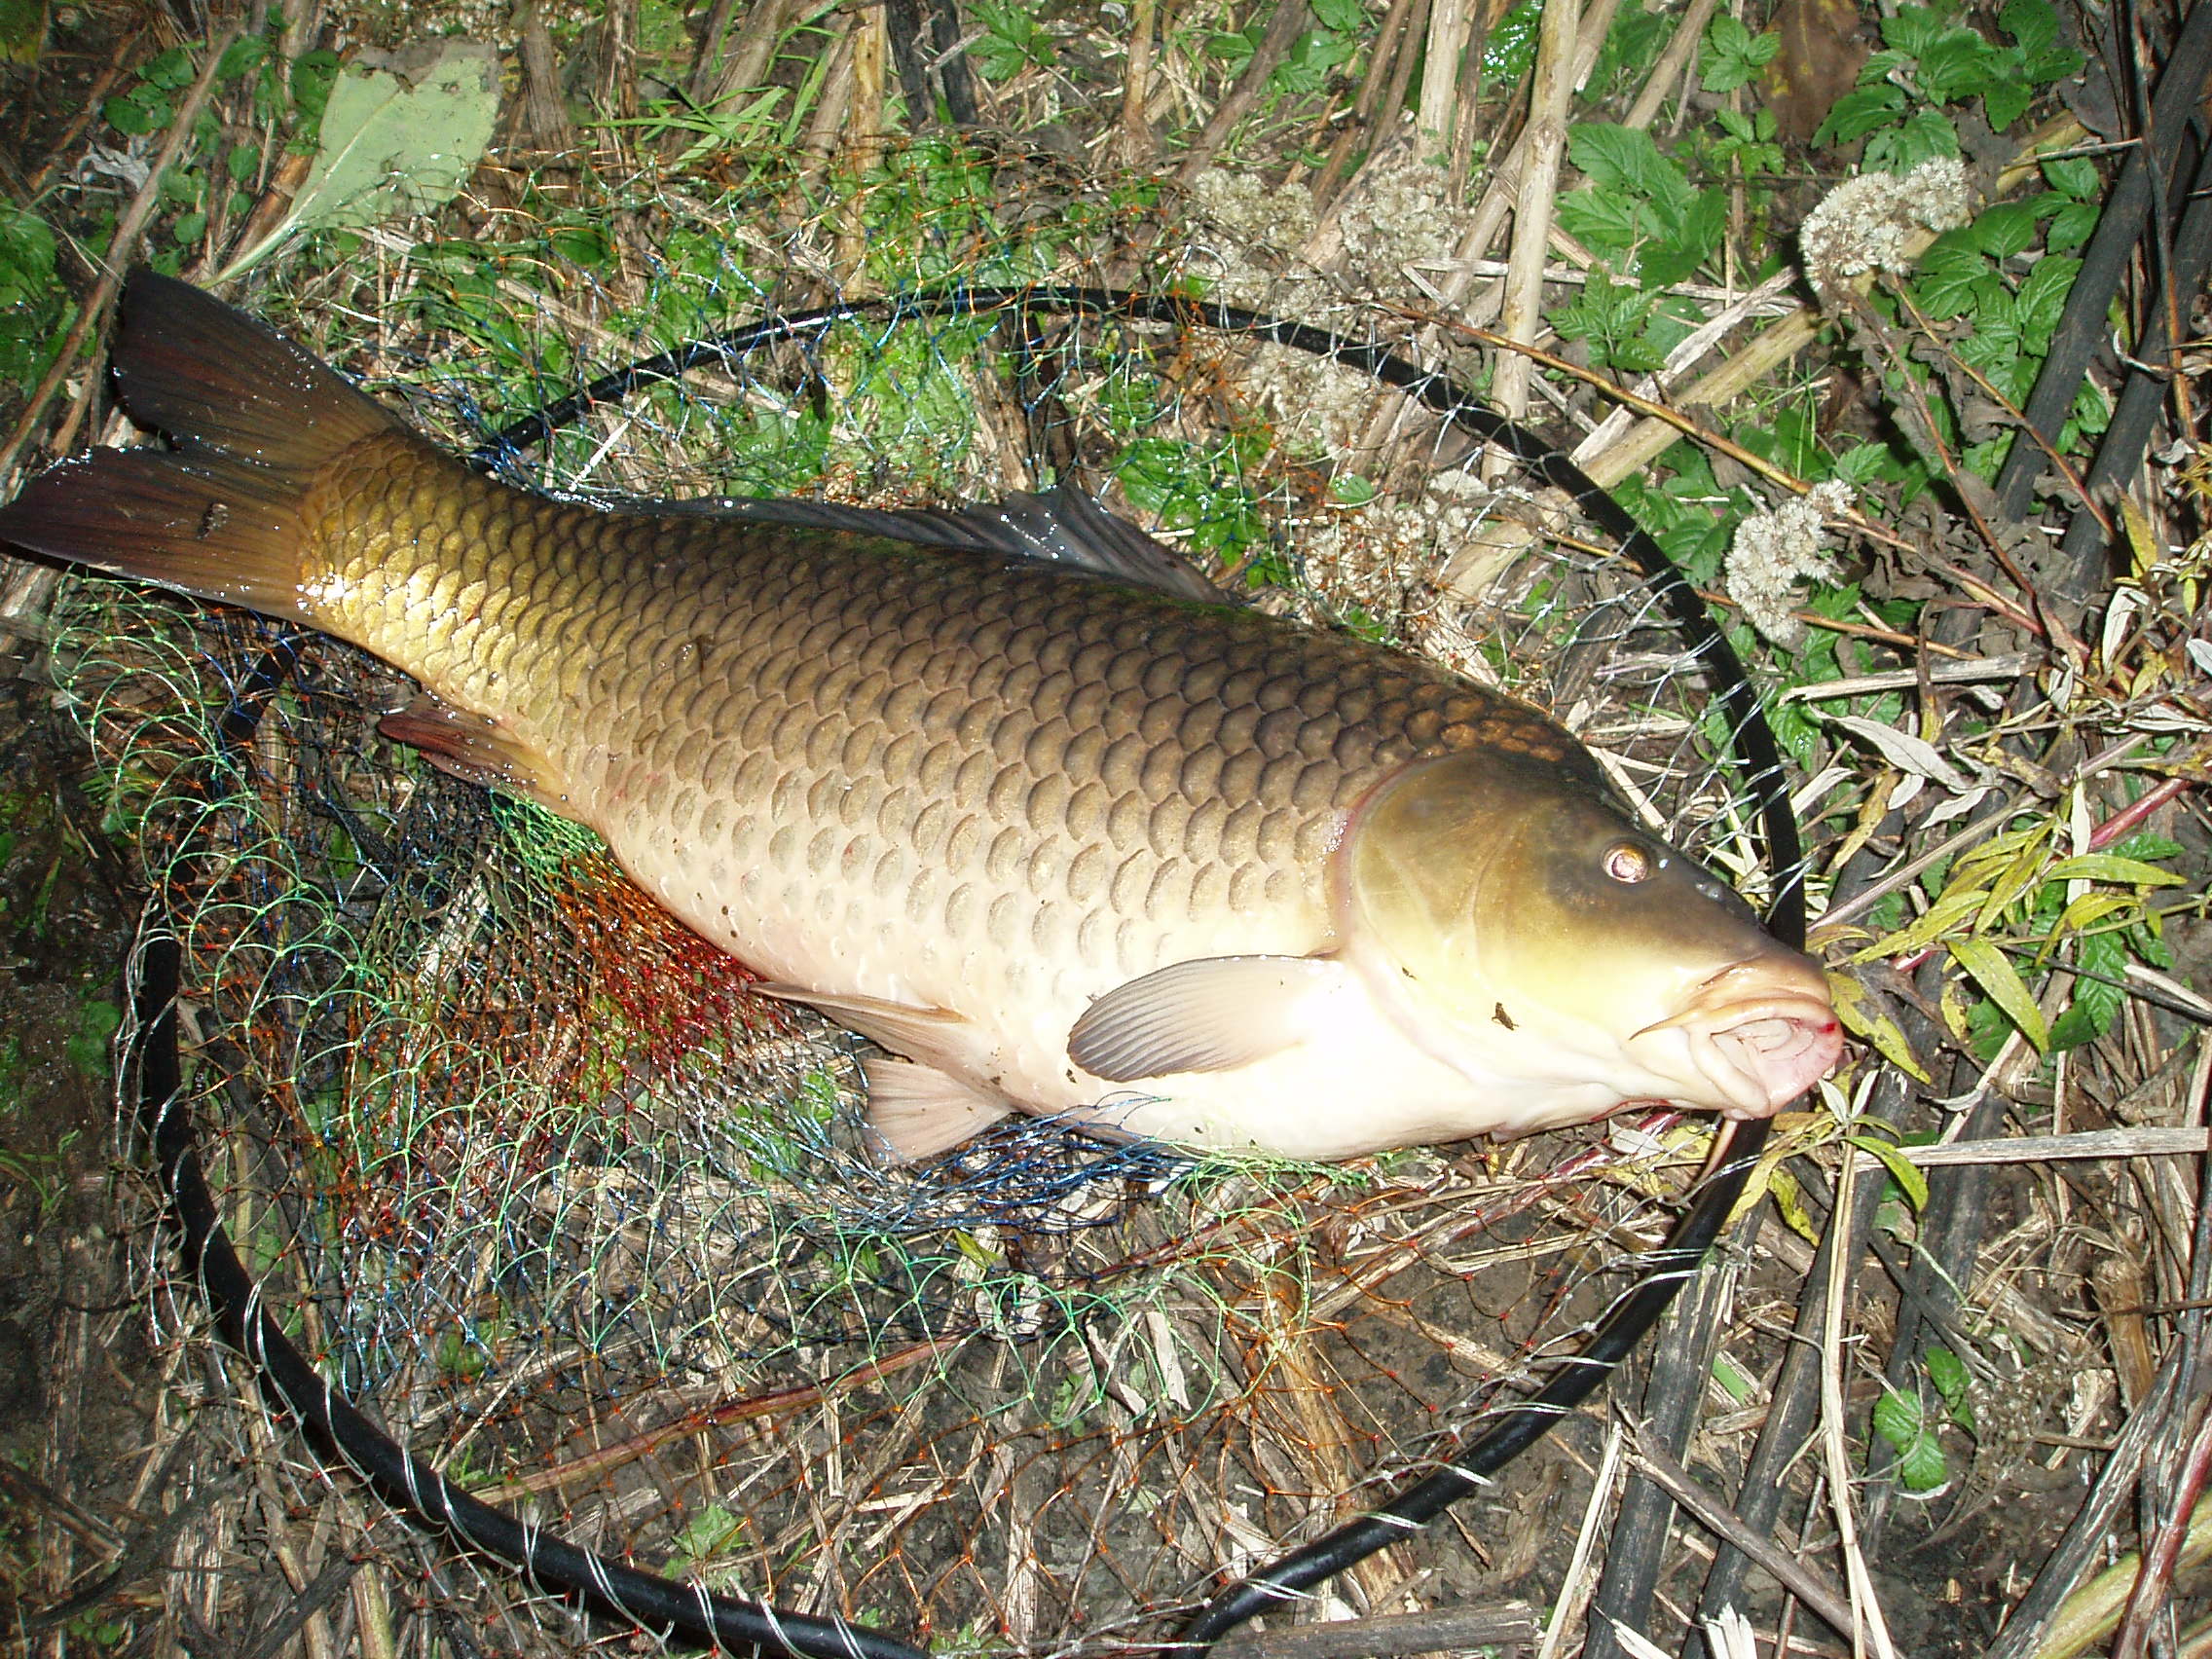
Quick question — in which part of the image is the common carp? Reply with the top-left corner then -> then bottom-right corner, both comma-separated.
0,274 -> 1841,1161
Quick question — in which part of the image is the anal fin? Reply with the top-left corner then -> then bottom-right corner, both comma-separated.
379,697 -> 569,812
753,984 -> 1014,1161
859,1057 -> 1013,1162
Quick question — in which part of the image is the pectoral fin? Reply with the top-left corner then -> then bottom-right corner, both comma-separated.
1067,955 -> 1342,1083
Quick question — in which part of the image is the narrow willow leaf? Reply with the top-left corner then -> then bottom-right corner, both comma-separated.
1847,1131 -> 1931,1212
1767,1163 -> 1822,1245
2042,855 -> 2187,887
1851,886 -> 1985,963
1828,973 -> 1932,1081
1947,936 -> 2050,1051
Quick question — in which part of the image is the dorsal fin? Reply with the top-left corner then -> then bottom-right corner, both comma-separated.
615,488 -> 1231,602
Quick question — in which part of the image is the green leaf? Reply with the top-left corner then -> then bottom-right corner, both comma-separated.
1568,124 -> 1693,215
2013,254 -> 2079,345
1701,14 -> 1779,92
1947,936 -> 2050,1051
1982,79 -> 2032,131
1847,1130 -> 1931,1212
219,41 -> 499,280
1483,0 -> 1542,83
2042,155 -> 2100,199
1817,84 -> 1908,147
2049,925 -> 2128,1050
290,48 -> 340,128
1865,108 -> 1961,173
1981,206 -> 2044,264
1926,1346 -> 1977,1431
0,0 -> 46,64
1556,187 -> 1647,259
216,33 -> 267,82
2041,853 -> 2185,887
1872,1388 -> 1951,1492
2046,201 -> 2099,254
1310,0 -> 1367,32
105,91 -> 165,135
1641,187 -> 1726,286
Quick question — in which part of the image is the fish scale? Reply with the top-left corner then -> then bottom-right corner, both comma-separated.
0,273 -> 1841,1161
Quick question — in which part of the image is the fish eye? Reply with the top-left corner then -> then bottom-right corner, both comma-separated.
1603,841 -> 1652,884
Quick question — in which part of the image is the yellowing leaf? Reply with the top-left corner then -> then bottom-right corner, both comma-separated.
1767,1162 -> 1822,1244
2120,495 -> 2158,578
1953,823 -> 2046,873
1947,936 -> 2050,1051
1975,833 -> 2057,930
1827,972 -> 1931,1081
1852,886 -> 1985,962
2042,855 -> 2186,887
1939,976 -> 1975,1040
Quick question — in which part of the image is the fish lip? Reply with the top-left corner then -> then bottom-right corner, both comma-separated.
1630,958 -> 1843,1116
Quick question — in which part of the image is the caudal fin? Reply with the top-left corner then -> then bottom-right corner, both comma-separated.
0,271 -> 405,622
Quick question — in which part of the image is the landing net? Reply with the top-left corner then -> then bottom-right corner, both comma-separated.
54,145 -> 1789,1655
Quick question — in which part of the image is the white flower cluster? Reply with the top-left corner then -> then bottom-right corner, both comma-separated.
1798,157 -> 1971,291
1329,136 -> 1461,302
1725,478 -> 1856,648
1300,467 -> 1511,626
1187,167 -> 1321,306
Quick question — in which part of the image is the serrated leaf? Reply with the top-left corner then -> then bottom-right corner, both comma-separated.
1881,6 -> 1946,58
1848,1131 -> 1931,1211
1816,85 -> 1907,146
1983,79 -> 2032,132
1925,1346 -> 1976,1429
1972,202 -> 2042,259
1947,936 -> 2050,1051
1557,187 -> 1647,258
1916,31 -> 1997,102
2014,254 -> 2080,346
2046,201 -> 2099,254
2041,155 -> 2100,199
217,40 -> 499,280
1914,246 -> 1996,319
1872,1388 -> 1951,1492
1641,186 -> 1726,286
1568,124 -> 1694,215
2049,925 -> 2128,1050
1865,108 -> 1961,173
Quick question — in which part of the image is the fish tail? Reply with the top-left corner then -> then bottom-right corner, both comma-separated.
0,270 -> 405,624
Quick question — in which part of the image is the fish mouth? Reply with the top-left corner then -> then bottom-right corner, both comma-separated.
1631,958 -> 1843,1117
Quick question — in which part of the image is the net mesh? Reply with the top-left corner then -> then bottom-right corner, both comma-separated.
52,151 -> 1786,1654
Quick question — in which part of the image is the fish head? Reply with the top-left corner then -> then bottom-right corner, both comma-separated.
1339,750 -> 1841,1124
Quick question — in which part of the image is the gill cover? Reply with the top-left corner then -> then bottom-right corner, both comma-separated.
1337,750 -> 1831,1115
